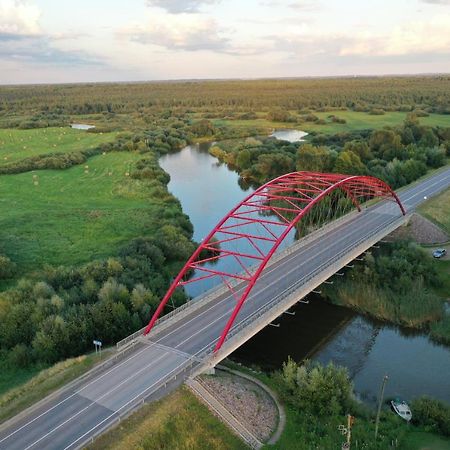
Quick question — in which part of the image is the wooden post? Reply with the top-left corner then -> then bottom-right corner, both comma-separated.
375,375 -> 389,439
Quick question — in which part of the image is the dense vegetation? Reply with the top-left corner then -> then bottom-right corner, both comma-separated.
209,113 -> 449,186
1,77 -> 449,119
268,359 -> 450,449
324,241 -> 449,343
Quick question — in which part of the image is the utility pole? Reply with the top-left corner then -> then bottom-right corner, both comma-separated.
375,375 -> 389,439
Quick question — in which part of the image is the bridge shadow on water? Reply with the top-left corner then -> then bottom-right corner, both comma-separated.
231,295 -> 354,371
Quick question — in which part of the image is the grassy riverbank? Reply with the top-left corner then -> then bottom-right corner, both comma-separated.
323,240 -> 450,344
88,387 -> 246,450
223,360 -> 450,450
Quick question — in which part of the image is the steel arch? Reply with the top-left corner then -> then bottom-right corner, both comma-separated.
144,171 -> 405,352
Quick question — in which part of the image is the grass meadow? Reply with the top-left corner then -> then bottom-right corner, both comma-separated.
418,187 -> 450,300
212,111 -> 450,135
0,150 -> 173,275
0,127 -> 117,165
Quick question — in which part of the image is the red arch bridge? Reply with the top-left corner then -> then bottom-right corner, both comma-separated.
139,171 -> 405,358
7,168 -> 450,450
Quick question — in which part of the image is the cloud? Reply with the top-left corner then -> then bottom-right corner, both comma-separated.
260,0 -> 319,10
120,13 -> 229,51
0,36 -> 103,65
339,16 -> 450,57
145,0 -> 220,14
420,0 -> 450,4
0,1 -> 102,67
266,14 -> 450,65
0,0 -> 40,39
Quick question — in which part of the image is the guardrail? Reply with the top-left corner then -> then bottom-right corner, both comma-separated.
197,213 -> 408,362
76,357 -> 200,449
116,207 -> 366,351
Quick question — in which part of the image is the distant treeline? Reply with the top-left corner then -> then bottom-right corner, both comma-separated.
1,76 -> 449,117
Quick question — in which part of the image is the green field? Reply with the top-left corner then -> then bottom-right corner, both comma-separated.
213,111 -> 449,135
0,127 -> 117,165
419,188 -> 450,234
400,431 -> 450,450
0,151 -> 170,274
418,188 -> 450,299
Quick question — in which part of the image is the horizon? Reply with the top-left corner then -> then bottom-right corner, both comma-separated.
1,0 -> 449,85
1,71 -> 450,88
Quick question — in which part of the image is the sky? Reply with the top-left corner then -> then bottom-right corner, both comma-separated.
0,0 -> 449,84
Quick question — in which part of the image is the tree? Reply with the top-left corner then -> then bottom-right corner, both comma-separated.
296,144 -> 334,172
369,129 -> 404,160
235,149 -> 252,170
98,278 -> 130,305
276,358 -> 354,416
334,151 -> 366,175
343,140 -> 373,162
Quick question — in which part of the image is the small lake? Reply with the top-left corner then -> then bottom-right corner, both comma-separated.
70,124 -> 95,130
270,129 -> 308,142
159,132 -> 450,405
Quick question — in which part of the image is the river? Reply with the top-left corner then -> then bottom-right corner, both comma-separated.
159,133 -> 450,406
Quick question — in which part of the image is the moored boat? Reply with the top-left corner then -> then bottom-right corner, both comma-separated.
391,398 -> 412,421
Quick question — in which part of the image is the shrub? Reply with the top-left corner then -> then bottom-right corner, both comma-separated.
274,358 -> 354,416
411,397 -> 450,436
0,255 -> 16,279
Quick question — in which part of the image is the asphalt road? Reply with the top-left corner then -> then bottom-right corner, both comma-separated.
1,167 -> 449,450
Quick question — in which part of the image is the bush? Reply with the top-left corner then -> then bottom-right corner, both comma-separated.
412,397 -> 450,436
0,255 -> 16,279
274,358 -> 354,416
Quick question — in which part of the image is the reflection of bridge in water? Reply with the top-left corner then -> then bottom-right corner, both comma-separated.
2,168 -> 450,450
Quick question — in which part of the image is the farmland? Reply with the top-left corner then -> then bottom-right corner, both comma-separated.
0,127 -> 117,165
0,151 -> 170,273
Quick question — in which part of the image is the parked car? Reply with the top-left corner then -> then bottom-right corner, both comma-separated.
432,248 -> 447,258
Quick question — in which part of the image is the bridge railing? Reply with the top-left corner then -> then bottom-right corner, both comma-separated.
116,208 -> 365,351
197,213 -> 408,360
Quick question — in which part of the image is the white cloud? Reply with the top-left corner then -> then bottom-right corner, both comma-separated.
145,0 -> 220,14
120,13 -> 229,51
339,15 -> 450,56
420,0 -> 450,4
0,0 -> 40,38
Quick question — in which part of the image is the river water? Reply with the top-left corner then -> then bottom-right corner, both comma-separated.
159,133 -> 450,405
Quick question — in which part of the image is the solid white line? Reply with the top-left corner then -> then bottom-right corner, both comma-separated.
0,343 -> 160,444
22,350 -> 171,450
64,330 -> 220,450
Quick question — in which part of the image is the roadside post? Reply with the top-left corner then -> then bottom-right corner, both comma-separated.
93,339 -> 102,357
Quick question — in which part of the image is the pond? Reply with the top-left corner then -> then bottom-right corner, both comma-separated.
159,132 -> 450,405
70,124 -> 95,130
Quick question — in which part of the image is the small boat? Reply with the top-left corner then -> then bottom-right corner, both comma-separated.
391,398 -> 412,421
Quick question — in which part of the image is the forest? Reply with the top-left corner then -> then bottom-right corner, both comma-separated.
0,76 -> 449,391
